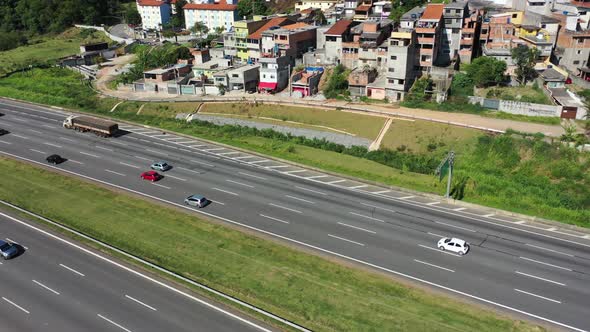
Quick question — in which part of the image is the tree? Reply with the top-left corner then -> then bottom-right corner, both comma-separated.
237,0 -> 270,19
466,56 -> 507,87
577,89 -> 590,137
406,76 -> 433,102
214,26 -> 225,35
511,45 -> 540,85
125,5 -> 142,26
172,0 -> 187,28
190,21 -> 209,37
323,65 -> 349,99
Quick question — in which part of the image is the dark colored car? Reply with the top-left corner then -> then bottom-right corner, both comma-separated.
140,170 -> 163,182
46,154 -> 66,165
0,240 -> 18,260
0,128 -> 9,136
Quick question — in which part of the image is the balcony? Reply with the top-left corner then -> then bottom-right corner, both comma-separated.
420,48 -> 433,55
234,31 -> 248,38
418,37 -> 434,44
462,27 -> 475,34
420,60 -> 432,67
342,42 -> 360,48
416,27 -> 436,34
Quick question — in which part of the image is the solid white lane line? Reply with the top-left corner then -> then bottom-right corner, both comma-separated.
337,222 -> 376,234
260,214 -> 290,224
414,260 -> 455,272
515,271 -> 566,286
349,212 -> 384,223
233,155 -> 258,160
29,149 -> 45,154
514,289 -> 561,304
285,195 -> 315,204
284,170 -> 307,174
325,179 -> 346,184
189,159 -> 214,167
435,221 -> 476,233
418,244 -> 462,257
120,162 -> 140,169
165,174 -> 187,182
43,142 -> 62,148
80,151 -> 100,158
68,159 -> 84,165
212,187 -> 239,196
42,124 -> 54,128
59,263 -> 85,276
203,148 -> 226,152
349,184 -> 368,189
59,137 -> 75,142
295,186 -> 327,196
483,213 -> 495,217
11,134 -> 29,139
0,140 -> 11,144
3,151 -> 580,332
189,145 -> 207,148
266,165 -> 290,169
178,167 -> 200,174
399,195 -> 415,199
28,129 -> 42,134
125,295 -> 157,311
239,172 -> 267,180
428,232 -> 445,238
97,314 -> 133,332
32,280 -> 60,295
152,183 -> 171,190
426,201 -> 440,206
226,179 -> 254,188
218,151 -> 240,156
2,297 -> 29,314
453,207 -> 467,211
371,190 -> 391,194
96,146 -> 114,152
269,203 -> 302,214
515,220 -> 526,224
306,175 -> 329,179
525,243 -> 574,257
135,155 -> 151,161
519,257 -> 572,271
105,169 -> 126,177
211,200 -> 226,205
328,234 -> 365,246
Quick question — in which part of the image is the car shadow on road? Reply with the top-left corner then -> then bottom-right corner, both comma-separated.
9,243 -> 26,260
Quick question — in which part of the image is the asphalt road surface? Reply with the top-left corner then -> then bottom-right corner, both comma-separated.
1,99 -> 589,331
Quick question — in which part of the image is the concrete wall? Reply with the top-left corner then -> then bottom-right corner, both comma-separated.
75,24 -> 133,45
469,96 -> 562,117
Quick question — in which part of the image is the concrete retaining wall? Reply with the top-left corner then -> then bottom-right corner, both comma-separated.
469,96 -> 562,117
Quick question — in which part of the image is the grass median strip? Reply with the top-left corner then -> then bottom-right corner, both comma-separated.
0,157 -> 543,332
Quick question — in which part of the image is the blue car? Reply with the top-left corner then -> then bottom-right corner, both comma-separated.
0,240 -> 18,260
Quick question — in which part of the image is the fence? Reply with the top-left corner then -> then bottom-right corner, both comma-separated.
468,96 -> 562,117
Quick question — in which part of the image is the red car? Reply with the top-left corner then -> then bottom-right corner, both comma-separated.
140,170 -> 162,182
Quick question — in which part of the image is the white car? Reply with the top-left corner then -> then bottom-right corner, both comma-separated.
437,237 -> 470,255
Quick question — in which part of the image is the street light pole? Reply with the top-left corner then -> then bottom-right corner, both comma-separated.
444,151 -> 455,199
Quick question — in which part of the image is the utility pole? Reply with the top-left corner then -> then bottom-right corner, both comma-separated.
435,151 -> 455,199
288,63 -> 292,97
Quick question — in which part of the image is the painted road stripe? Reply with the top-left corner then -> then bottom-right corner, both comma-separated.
295,186 -> 327,196
435,221 -> 477,233
234,156 -> 258,160
371,190 -> 391,194
453,207 -> 467,211
43,142 -> 62,148
239,172 -> 267,180
426,201 -> 440,206
414,260 -> 455,272
189,145 -> 207,148
96,146 -> 114,152
349,212 -> 384,223
483,213 -> 495,217
514,289 -> 561,304
306,175 -> 329,179
189,159 -> 214,167
515,271 -> 566,286
418,244 -> 462,257
525,243 -> 573,257
325,179 -> 346,184
519,257 -> 572,271
0,140 -> 11,145
218,151 -> 241,156
135,156 -> 151,161
111,141 -> 128,146
164,174 -> 187,182
33,280 -> 60,295
68,159 -> 84,165
6,238 -> 27,250
249,159 -> 271,164
80,151 -> 100,158
337,222 -> 376,234
178,167 -> 200,174
212,187 -> 239,196
125,295 -> 157,311
29,149 -> 45,154
285,195 -> 315,204
28,129 -> 43,134
266,165 -> 290,169
59,137 -> 74,142
284,170 -> 307,174
120,162 -> 140,169
269,203 -> 302,214
260,214 -> 290,224
203,148 -> 226,152
428,232 -> 445,238
60,263 -> 85,276
399,195 -> 415,199
515,220 -> 526,224
226,179 -> 254,188
2,297 -> 29,314
349,184 -> 368,189
11,134 -> 29,139
328,234 -> 365,246
152,183 -> 171,190
146,148 -> 167,155
105,169 -> 126,177
97,314 -> 133,332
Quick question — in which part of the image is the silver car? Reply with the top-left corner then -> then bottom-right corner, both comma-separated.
184,195 -> 208,208
0,240 -> 18,260
151,161 -> 171,172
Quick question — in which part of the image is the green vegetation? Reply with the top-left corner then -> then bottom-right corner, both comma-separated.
0,157 -> 545,332
465,56 -> 507,88
323,64 -> 351,99
115,43 -> 192,84
478,85 -> 552,105
200,103 -> 386,139
237,0 -> 271,19
0,28 -> 112,77
512,45 -> 541,85
1,68 -> 589,226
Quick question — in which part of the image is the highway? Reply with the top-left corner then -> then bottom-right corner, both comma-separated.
1,98 -> 589,331
0,211 -> 273,332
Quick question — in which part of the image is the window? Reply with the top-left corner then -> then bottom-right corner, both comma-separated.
574,60 -> 580,65
541,24 -> 547,29
388,68 -> 395,72
578,50 -> 582,55
512,13 -> 517,18
263,74 -> 266,78
445,19 -> 452,24
390,55 -> 397,60
482,29 -> 488,34
452,28 -> 460,34
398,79 -> 404,84
232,74 -> 239,78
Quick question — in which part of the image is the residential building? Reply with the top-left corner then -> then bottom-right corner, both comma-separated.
224,18 -> 271,62
324,19 -> 358,65
556,31 -> 590,74
386,29 -> 418,101
480,11 -> 523,66
184,0 -> 239,33
354,20 -> 393,69
263,23 -> 318,63
143,64 -> 191,83
416,3 -> 444,71
258,55 -> 291,93
372,1 -> 392,20
214,65 -> 261,92
442,1 -> 469,65
459,8 -> 482,64
291,68 -> 323,97
348,67 -> 377,96
344,0 -> 361,18
136,0 -> 172,30
248,17 -> 295,63
400,7 -> 424,30
295,0 -> 340,12
354,1 -> 374,21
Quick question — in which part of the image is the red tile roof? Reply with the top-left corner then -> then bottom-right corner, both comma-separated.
248,17 -> 291,39
283,22 -> 310,30
184,2 -> 238,11
421,4 -> 444,21
325,19 -> 353,35
138,0 -> 168,7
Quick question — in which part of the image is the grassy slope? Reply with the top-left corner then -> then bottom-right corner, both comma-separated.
476,86 -> 552,105
0,28 -> 112,76
0,157 -> 544,332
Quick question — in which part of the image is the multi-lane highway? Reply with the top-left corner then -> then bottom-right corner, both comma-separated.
1,98 -> 589,331
0,210 -> 272,332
